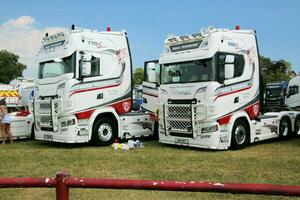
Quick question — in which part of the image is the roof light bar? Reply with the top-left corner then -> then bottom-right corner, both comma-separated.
179,35 -> 190,41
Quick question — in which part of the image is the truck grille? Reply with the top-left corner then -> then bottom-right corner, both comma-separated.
39,102 -> 51,110
167,105 -> 191,118
40,115 -> 52,124
34,99 -> 62,130
265,100 -> 280,107
164,104 -> 206,137
169,120 -> 191,131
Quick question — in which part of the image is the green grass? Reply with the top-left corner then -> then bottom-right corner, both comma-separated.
0,137 -> 300,199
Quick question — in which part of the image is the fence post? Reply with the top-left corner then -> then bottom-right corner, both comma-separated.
55,171 -> 70,200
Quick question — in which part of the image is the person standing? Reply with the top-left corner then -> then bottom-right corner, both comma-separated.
0,98 -> 13,144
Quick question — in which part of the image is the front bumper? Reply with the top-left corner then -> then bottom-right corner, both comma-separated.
159,122 -> 231,150
35,116 -> 89,143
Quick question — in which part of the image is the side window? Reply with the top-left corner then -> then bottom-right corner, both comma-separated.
289,86 -> 299,96
217,54 -> 226,83
216,53 -> 245,83
144,61 -> 160,83
234,54 -> 244,77
90,56 -> 100,76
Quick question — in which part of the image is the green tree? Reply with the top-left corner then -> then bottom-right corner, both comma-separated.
0,50 -> 26,84
133,67 -> 144,85
260,55 -> 292,86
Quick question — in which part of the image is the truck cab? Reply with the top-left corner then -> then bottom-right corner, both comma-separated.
265,81 -> 288,110
154,27 -> 300,150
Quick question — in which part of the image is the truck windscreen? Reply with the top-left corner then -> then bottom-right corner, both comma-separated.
39,52 -> 75,79
161,58 -> 214,84
266,87 -> 282,97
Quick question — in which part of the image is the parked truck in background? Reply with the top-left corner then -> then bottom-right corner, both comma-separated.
0,84 -> 21,110
33,26 -> 153,145
132,85 -> 143,111
265,81 -> 288,110
0,78 -> 35,110
286,75 -> 300,110
143,26 -> 300,149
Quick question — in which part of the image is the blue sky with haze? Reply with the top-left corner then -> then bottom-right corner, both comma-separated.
0,0 -> 300,77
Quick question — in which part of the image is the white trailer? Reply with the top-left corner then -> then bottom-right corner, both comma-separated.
143,27 -> 300,149
33,26 -> 153,145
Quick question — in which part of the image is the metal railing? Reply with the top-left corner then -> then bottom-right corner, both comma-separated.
0,171 -> 300,200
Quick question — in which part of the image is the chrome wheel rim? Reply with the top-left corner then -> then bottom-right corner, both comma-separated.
234,125 -> 246,145
98,123 -> 113,141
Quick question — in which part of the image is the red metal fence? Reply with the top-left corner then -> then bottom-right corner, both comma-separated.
0,171 -> 300,200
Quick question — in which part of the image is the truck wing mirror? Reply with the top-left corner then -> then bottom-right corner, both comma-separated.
224,64 -> 234,79
79,51 -> 92,79
82,62 -> 91,76
147,62 -> 158,84
224,55 -> 235,80
225,55 -> 235,63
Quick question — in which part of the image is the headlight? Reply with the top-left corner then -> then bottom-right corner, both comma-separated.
196,87 -> 207,94
202,124 -> 218,133
57,83 -> 65,97
61,118 -> 76,127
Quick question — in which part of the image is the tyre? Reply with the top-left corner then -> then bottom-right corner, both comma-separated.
230,119 -> 250,150
92,117 -> 117,146
279,116 -> 291,139
30,124 -> 35,139
152,122 -> 159,140
294,115 -> 300,136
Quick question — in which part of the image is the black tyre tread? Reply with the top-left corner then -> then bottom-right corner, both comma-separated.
92,117 -> 117,146
294,115 -> 300,136
30,124 -> 35,139
279,116 -> 291,139
152,122 -> 159,140
230,119 -> 250,150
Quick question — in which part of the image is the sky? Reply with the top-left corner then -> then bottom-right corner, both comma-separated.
0,0 -> 300,78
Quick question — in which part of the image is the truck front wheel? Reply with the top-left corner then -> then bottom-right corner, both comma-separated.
92,117 -> 117,146
230,119 -> 250,150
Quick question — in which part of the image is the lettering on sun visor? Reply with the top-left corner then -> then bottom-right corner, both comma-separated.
43,40 -> 65,50
170,41 -> 202,52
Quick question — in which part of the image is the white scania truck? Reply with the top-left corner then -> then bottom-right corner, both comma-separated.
33,26 -> 153,145
143,27 -> 300,149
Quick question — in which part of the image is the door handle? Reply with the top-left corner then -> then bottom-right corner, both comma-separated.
234,97 -> 239,103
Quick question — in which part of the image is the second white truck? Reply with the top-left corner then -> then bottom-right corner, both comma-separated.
143,27 -> 300,149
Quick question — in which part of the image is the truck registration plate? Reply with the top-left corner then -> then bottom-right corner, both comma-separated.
44,134 -> 53,140
175,138 -> 189,145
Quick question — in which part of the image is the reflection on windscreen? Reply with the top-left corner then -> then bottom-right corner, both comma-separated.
39,53 -> 75,79
161,59 -> 213,84
266,87 -> 282,97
